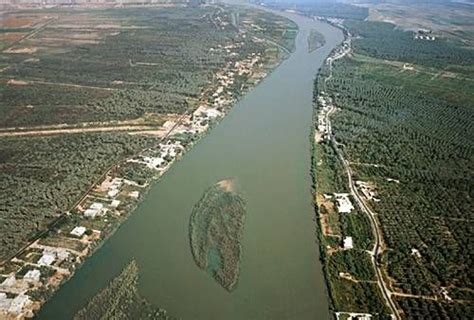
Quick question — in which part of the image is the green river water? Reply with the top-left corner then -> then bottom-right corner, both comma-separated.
37,7 -> 343,320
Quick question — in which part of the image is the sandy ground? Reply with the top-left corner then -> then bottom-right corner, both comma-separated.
0,125 -> 166,137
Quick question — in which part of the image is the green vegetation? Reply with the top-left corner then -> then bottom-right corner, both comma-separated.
74,260 -> 175,320
0,5 -> 296,265
0,133 -> 158,261
345,20 -> 474,69
0,7 -> 236,126
189,178 -> 246,291
307,29 -> 326,53
315,18 -> 474,318
238,9 -> 298,53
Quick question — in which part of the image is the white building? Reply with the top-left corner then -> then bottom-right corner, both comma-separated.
84,202 -> 104,218
334,193 -> 354,213
129,191 -> 140,199
343,236 -> 353,250
0,292 -> 11,310
1,275 -> 16,287
38,252 -> 55,266
8,294 -> 30,315
110,200 -> 121,209
24,269 -> 41,282
107,189 -> 119,198
70,226 -> 87,237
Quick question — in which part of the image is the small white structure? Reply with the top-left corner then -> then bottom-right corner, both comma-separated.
129,191 -> 140,199
24,269 -> 41,282
411,248 -> 421,258
90,203 -> 103,211
8,294 -> 30,315
70,226 -> 87,237
107,189 -> 119,198
57,250 -> 69,261
110,200 -> 121,209
84,209 -> 97,218
1,275 -> 16,287
0,292 -> 10,310
334,193 -> 354,213
343,236 -> 353,250
38,252 -> 55,266
84,202 -> 104,218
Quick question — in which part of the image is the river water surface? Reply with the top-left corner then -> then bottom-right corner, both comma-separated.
38,7 -> 343,320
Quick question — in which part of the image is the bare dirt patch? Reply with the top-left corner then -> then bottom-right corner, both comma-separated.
7,79 -> 29,86
217,178 -> 237,193
0,16 -> 34,28
317,193 -> 338,236
4,46 -> 38,54
0,33 -> 26,43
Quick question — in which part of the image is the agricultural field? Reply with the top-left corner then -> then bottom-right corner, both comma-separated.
314,17 -> 474,319
368,2 -> 474,45
0,4 -> 296,265
189,178 -> 246,291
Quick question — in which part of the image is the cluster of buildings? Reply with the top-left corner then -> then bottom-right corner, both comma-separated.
414,29 -> 436,41
335,312 -> 372,320
322,193 -> 355,251
315,93 -> 333,143
355,181 -> 380,202
0,169 -> 143,318
0,242 -> 78,318
127,140 -> 184,176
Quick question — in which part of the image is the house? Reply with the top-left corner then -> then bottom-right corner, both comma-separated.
70,226 -> 86,237
24,270 -> 41,282
343,236 -> 353,250
0,292 -> 10,310
57,250 -> 69,261
84,202 -> 104,218
1,275 -> 16,287
129,191 -> 140,199
84,209 -> 98,218
107,189 -> 119,198
110,200 -> 121,209
334,193 -> 354,213
38,252 -> 55,266
8,294 -> 30,315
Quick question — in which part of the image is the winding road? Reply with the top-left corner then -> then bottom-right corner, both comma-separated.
324,38 -> 401,319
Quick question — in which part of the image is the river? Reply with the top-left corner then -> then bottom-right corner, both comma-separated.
37,6 -> 343,320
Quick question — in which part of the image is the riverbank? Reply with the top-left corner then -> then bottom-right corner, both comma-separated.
311,23 -> 399,319
0,5 -> 297,319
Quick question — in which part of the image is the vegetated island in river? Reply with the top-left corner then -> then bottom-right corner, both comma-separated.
308,29 -> 326,53
189,178 -> 246,291
74,260 -> 176,320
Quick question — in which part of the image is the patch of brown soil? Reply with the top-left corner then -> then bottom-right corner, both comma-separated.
7,79 -> 29,85
0,33 -> 26,42
0,16 -> 34,28
4,46 -> 38,54
217,178 -> 237,193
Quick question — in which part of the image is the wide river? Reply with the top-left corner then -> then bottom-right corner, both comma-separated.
37,6 -> 343,320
